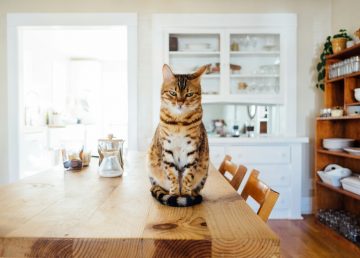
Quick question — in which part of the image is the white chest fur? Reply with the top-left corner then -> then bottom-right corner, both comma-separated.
163,133 -> 194,170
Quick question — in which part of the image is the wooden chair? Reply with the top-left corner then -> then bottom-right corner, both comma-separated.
241,169 -> 279,222
218,155 -> 247,191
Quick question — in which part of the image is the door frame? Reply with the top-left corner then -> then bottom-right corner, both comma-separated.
7,13 -> 138,182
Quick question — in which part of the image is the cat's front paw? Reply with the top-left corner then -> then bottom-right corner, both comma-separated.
169,187 -> 180,196
181,188 -> 192,196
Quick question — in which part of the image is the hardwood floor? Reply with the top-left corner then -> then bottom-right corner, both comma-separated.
268,215 -> 360,258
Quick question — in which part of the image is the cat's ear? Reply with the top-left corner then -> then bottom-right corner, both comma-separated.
162,64 -> 175,82
192,65 -> 208,79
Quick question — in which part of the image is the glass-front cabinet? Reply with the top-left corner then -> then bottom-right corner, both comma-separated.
153,14 -> 297,136
229,33 -> 280,97
164,31 -> 284,105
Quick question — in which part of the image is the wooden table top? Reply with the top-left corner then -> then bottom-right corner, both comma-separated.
0,152 -> 279,258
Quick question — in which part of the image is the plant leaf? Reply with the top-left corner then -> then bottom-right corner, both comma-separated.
317,62 -> 322,71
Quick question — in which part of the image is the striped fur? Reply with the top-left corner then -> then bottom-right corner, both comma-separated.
147,64 -> 209,207
150,185 -> 202,207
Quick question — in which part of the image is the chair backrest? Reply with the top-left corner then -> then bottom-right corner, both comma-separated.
218,155 -> 247,191
241,169 -> 279,222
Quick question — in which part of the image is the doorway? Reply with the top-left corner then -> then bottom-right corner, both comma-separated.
7,14 -> 137,181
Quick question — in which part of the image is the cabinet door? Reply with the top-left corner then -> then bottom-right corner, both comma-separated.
226,29 -> 284,104
165,30 -> 223,96
209,146 -> 225,169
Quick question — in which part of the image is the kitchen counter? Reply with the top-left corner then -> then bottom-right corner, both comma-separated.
0,152 -> 279,257
208,135 -> 309,144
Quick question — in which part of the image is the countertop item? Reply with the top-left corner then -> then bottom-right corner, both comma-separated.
341,176 -> 360,195
0,152 -> 279,257
322,138 -> 355,151
98,134 -> 124,177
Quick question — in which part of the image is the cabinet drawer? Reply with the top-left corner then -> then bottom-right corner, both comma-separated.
273,187 -> 291,210
209,146 -> 225,168
227,145 -> 290,164
252,165 -> 291,187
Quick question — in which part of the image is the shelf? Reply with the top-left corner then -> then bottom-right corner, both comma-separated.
346,102 -> 360,106
325,71 -> 360,83
202,94 -> 283,104
230,51 -> 280,55
326,43 -> 360,60
316,115 -> 360,121
203,74 -> 220,79
316,180 -> 360,201
230,74 -> 279,78
317,149 -> 360,160
169,51 -> 220,56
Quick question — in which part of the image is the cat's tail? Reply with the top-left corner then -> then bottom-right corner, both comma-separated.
150,185 -> 203,207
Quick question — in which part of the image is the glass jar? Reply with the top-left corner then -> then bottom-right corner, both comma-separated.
97,134 -> 124,177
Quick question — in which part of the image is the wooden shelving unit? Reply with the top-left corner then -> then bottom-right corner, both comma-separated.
315,44 -> 360,218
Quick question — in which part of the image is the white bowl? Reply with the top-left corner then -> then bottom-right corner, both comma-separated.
355,91 -> 360,102
323,138 -> 355,151
343,147 -> 360,156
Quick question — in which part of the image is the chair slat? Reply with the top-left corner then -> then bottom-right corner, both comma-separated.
241,169 -> 279,222
218,155 -> 247,191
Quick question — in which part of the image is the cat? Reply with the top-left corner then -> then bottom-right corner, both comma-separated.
147,64 -> 209,207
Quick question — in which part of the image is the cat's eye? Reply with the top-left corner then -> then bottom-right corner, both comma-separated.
169,90 -> 177,96
186,92 -> 194,97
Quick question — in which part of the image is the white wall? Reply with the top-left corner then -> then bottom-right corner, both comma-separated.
0,0 -> 358,201
331,0 -> 359,34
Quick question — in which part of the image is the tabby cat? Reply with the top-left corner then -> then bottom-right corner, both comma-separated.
147,64 -> 209,207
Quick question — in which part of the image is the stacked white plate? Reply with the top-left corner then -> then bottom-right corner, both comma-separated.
323,138 -> 355,151
341,176 -> 360,195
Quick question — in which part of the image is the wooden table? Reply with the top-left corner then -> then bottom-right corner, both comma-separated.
0,152 -> 279,257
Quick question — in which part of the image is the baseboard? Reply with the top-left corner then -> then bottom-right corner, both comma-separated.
301,196 -> 313,214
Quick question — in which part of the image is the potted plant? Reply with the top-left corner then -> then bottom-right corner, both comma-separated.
316,29 -> 352,90
331,29 -> 352,54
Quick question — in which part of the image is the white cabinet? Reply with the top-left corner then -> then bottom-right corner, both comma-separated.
209,139 -> 306,219
153,14 -> 304,219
